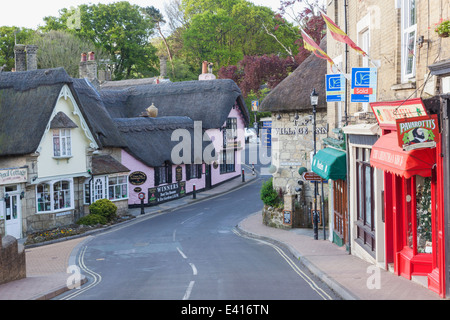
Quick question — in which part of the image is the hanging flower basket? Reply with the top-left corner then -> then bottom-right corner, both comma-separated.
434,19 -> 449,38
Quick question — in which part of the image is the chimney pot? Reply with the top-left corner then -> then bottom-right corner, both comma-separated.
202,61 -> 208,74
81,53 -> 87,62
88,52 -> 95,61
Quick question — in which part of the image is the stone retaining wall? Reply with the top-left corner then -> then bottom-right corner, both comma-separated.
0,236 -> 26,285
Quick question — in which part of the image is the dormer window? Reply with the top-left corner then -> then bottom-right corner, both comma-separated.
53,129 -> 72,157
50,111 -> 78,158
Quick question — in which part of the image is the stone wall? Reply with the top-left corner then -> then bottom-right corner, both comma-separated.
270,111 -> 329,203
0,236 -> 26,285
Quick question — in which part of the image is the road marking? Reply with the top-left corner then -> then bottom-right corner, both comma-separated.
177,247 -> 188,259
59,246 -> 102,300
232,228 -> 333,300
183,281 -> 195,300
181,212 -> 205,225
189,263 -> 198,276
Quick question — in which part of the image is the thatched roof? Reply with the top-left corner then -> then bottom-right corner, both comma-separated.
0,68 -> 73,156
92,154 -> 130,175
114,116 -> 216,168
72,78 -> 127,148
100,79 -> 249,129
260,37 -> 328,113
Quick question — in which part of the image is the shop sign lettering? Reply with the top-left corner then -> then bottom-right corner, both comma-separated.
396,114 -> 439,151
370,98 -> 427,129
148,181 -> 186,205
273,127 -> 327,135
0,167 -> 27,185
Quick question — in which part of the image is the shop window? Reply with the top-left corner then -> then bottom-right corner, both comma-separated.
186,164 -> 202,180
155,163 -> 172,186
108,176 -> 128,200
36,180 -> 73,213
53,129 -> 72,158
355,147 -> 376,254
401,0 -> 416,82
220,149 -> 236,174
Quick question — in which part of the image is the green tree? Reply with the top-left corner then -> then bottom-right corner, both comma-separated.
41,2 -> 159,79
0,26 -> 35,71
29,30 -> 111,78
179,0 -> 299,72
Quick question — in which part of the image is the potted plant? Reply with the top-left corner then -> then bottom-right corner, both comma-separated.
434,19 -> 449,38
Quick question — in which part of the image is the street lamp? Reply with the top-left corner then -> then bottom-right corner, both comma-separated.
310,88 -> 318,240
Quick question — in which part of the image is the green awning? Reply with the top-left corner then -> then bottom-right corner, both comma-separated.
312,148 -> 347,180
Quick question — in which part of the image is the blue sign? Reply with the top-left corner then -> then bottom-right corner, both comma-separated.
262,120 -> 272,147
325,74 -> 345,102
351,67 -> 377,103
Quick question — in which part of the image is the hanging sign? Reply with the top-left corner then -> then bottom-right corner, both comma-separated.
351,67 -> 377,102
371,98 -> 428,129
396,114 -> 439,151
326,74 -> 345,102
251,100 -> 259,111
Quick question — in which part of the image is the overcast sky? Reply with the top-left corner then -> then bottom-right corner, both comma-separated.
0,0 -> 287,30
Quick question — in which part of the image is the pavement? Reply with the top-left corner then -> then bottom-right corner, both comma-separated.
0,167 -> 445,300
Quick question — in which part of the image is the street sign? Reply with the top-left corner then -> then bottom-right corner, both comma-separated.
302,171 -> 327,182
325,74 -> 345,102
351,67 -> 377,103
138,192 -> 145,200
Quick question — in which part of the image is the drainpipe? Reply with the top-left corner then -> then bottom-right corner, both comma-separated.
344,0 -> 351,255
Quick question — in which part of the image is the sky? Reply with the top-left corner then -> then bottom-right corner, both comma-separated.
0,0 -> 287,30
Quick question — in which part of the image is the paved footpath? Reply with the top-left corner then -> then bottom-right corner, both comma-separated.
0,170 -> 445,300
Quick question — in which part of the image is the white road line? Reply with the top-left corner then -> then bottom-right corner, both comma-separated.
189,263 -> 198,276
183,281 -> 195,300
177,247 -> 188,259
173,229 -> 177,242
232,228 -> 333,300
59,246 -> 102,300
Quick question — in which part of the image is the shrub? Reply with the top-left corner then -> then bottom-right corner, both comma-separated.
260,178 -> 281,207
89,198 -> 117,222
76,214 -> 107,226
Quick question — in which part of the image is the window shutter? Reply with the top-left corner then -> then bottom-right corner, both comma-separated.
186,165 -> 191,181
154,167 -> 160,186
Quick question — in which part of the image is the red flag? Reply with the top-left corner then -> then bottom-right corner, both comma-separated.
301,30 -> 335,66
321,11 -> 367,56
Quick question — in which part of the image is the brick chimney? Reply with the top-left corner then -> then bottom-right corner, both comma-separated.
199,61 -> 216,80
79,51 -> 97,81
14,45 -> 26,72
26,45 -> 38,71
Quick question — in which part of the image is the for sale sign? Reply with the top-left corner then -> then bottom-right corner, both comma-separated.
396,114 -> 439,151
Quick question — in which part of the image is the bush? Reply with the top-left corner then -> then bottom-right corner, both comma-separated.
260,178 -> 281,207
76,214 -> 107,226
89,198 -> 117,222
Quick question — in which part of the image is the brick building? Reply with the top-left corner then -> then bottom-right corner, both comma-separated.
326,0 -> 449,297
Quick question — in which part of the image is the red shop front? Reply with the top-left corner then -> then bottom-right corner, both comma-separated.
370,98 -> 446,297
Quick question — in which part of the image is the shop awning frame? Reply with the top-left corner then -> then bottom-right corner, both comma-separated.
312,147 -> 347,180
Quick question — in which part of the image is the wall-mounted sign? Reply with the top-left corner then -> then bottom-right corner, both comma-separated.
0,167 -> 27,185
326,74 -> 345,102
148,181 -> 186,205
302,171 -> 327,182
396,114 -> 439,151
351,67 -> 377,103
134,187 -> 142,193
176,166 -> 183,182
129,171 -> 147,185
283,210 -> 292,225
371,98 -> 428,130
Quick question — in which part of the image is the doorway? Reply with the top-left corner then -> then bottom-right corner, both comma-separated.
4,185 -> 22,239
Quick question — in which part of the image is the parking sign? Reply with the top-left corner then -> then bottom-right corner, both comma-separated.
351,67 -> 377,103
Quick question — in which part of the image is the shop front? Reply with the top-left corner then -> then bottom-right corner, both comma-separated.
370,98 -> 445,297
